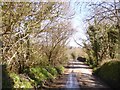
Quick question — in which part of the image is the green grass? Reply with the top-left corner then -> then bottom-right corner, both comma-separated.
45,66 -> 58,76
93,60 -> 120,89
26,66 -> 60,87
28,67 -> 54,86
10,73 -> 33,88
40,68 -> 54,80
55,65 -> 64,75
3,65 -> 64,88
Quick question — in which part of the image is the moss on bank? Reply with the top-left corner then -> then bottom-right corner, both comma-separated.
93,61 -> 120,89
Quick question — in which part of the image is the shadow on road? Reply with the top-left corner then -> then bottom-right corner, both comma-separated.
65,66 -> 91,69
43,60 -> 112,90
43,73 -> 68,89
78,73 -> 112,89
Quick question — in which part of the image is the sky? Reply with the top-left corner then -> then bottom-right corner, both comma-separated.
68,1 -> 89,47
68,0 -> 120,47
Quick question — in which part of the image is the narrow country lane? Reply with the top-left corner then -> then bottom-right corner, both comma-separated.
65,71 -> 80,89
45,60 -> 112,90
68,61 -> 111,90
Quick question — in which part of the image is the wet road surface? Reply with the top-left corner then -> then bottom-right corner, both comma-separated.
45,60 -> 111,90
65,71 -> 80,89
